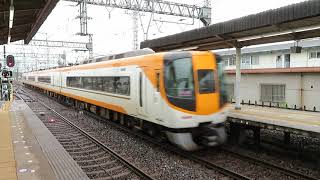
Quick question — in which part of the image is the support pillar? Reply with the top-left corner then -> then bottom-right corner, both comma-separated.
235,47 -> 242,110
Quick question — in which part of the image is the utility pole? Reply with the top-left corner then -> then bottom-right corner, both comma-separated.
203,0 -> 211,26
204,0 -> 211,7
45,33 -> 50,69
132,11 -> 138,50
3,45 -> 6,66
77,0 -> 93,59
67,0 -> 211,51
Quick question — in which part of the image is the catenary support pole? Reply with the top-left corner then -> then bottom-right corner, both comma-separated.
235,47 -> 241,110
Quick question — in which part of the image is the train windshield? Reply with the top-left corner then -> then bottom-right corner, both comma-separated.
164,57 -> 196,111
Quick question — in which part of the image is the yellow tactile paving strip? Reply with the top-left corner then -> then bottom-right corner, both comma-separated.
0,111 -> 17,180
228,104 -> 320,133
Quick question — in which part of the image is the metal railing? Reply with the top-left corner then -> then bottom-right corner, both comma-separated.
228,98 -> 319,112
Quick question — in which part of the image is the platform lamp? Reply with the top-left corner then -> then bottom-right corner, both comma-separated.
8,5 -> 14,44
290,40 -> 302,53
9,6 -> 14,28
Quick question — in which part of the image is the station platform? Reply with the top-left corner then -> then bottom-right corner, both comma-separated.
227,104 -> 320,138
0,100 -> 89,180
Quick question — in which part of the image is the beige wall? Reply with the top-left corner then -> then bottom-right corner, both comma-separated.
302,74 -> 320,111
226,73 -> 320,111
223,48 -> 320,70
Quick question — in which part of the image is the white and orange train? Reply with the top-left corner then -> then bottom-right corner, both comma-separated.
22,50 -> 228,151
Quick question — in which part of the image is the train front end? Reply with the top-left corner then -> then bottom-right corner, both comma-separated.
163,51 -> 228,150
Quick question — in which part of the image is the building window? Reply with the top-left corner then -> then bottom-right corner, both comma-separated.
241,56 -> 251,68
309,52 -> 316,59
222,56 -> 236,67
260,84 -> 285,102
229,57 -> 236,66
309,51 -> 320,59
276,55 -> 282,68
67,76 -> 130,96
223,59 -> 229,67
251,56 -> 259,65
284,54 -> 290,68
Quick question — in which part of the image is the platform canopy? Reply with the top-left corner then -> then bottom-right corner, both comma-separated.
140,0 -> 320,51
0,0 -> 59,45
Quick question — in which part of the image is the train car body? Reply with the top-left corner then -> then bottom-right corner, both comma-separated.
22,51 -> 228,151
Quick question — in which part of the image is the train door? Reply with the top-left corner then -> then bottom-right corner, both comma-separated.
137,70 -> 148,117
59,72 -> 63,93
153,70 -> 162,119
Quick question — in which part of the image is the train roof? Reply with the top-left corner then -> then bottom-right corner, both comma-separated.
80,48 -> 155,65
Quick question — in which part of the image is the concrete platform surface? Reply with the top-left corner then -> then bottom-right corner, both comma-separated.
228,104 -> 320,134
0,100 -> 89,180
0,111 -> 17,180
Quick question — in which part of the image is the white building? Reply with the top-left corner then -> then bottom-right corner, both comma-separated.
217,39 -> 320,111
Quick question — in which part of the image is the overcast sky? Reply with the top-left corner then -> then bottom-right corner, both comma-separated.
211,0 -> 305,23
36,0 -> 306,56
9,0 -> 302,66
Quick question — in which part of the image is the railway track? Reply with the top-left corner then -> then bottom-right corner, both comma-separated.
218,148 -> 318,180
16,88 -> 155,180
86,111 -> 319,180
19,86 -> 319,180
79,105 -> 250,180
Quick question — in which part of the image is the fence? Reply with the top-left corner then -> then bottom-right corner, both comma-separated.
228,98 -> 319,113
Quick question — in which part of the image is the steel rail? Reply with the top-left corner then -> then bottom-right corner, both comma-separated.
85,111 -> 250,180
19,86 -> 249,180
20,86 -> 319,180
16,88 -> 155,180
220,148 -> 319,180
85,108 -> 319,180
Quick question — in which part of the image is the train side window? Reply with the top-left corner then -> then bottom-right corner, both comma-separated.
117,77 -> 130,95
82,77 -> 93,90
104,77 -> 115,93
75,77 -> 81,88
38,76 -> 51,83
28,76 -> 35,81
114,77 -> 121,94
91,77 -> 98,90
156,72 -> 160,92
66,77 -> 71,86
96,77 -> 103,91
67,77 -> 81,88
67,76 -> 130,96
102,77 -> 107,91
198,70 -> 215,94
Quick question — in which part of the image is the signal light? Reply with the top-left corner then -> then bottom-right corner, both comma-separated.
6,55 -> 15,67
2,70 -> 12,78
